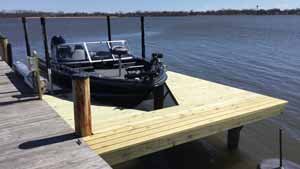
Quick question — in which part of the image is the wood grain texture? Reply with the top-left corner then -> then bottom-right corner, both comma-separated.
0,37 -> 8,62
72,77 -> 92,137
44,71 -> 287,165
0,61 -> 111,169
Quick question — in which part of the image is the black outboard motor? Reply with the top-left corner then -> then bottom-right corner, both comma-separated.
150,53 -> 164,75
50,35 -> 66,60
51,35 -> 66,50
125,53 -> 165,80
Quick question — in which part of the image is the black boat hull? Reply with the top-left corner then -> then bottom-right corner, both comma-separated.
39,59 -> 167,106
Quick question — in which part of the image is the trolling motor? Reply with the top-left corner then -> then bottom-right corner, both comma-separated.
125,53 -> 165,80
148,53 -> 164,77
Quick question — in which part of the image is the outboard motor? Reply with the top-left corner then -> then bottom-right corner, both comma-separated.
51,35 -> 66,50
50,35 -> 66,60
150,53 -> 164,75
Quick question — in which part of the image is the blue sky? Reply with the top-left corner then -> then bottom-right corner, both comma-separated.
2,0 -> 300,12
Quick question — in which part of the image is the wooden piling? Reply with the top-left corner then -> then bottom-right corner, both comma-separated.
31,51 -> 43,99
153,85 -> 164,110
227,126 -> 243,150
0,35 -> 8,62
72,74 -> 92,137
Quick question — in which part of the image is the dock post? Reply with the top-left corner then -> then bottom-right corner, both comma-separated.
106,16 -> 112,41
29,51 -> 43,99
140,16 -> 146,59
153,85 -> 164,110
0,35 -> 8,63
72,74 -> 92,137
40,17 -> 53,93
7,43 -> 13,67
21,17 -> 31,57
227,126 -> 243,150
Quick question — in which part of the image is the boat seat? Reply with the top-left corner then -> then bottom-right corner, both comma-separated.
72,45 -> 86,61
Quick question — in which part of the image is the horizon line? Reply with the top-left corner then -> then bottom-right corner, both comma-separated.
2,8 -> 300,13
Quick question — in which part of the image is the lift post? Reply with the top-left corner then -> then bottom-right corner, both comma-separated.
40,17 -> 53,92
140,16 -> 145,59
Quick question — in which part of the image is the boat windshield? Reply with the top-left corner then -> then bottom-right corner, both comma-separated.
56,40 -> 131,63
86,40 -> 130,61
56,43 -> 88,62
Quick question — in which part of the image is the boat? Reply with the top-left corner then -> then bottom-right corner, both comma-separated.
39,36 -> 167,106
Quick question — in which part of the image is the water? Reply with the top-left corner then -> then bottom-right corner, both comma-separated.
1,16 -> 300,139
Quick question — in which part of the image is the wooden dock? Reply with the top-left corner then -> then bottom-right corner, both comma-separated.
0,60 -> 112,169
44,71 -> 287,165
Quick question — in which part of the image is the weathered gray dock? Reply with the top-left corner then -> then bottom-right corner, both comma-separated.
0,60 -> 111,169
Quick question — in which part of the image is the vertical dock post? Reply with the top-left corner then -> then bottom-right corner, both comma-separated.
153,85 -> 164,110
40,17 -> 51,73
140,16 -> 146,59
6,43 -> 13,67
0,35 -> 8,62
21,17 -> 31,57
279,128 -> 283,168
72,74 -> 92,137
40,17 -> 53,92
106,16 -> 112,41
227,126 -> 243,150
31,51 -> 43,99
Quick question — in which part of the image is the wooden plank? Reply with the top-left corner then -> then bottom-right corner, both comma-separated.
43,70 -> 287,166
0,61 -> 111,169
100,105 -> 283,165
84,98 -> 281,147
86,99 -> 284,153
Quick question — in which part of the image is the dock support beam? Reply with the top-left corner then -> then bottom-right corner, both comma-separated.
227,126 -> 243,150
153,85 -> 164,110
72,74 -> 92,137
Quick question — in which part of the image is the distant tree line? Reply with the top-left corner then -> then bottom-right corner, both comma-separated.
1,9 -> 300,17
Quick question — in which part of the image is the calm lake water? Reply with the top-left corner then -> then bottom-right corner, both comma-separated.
1,16 -> 300,139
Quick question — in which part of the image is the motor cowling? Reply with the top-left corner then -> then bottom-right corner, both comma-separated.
51,35 -> 66,49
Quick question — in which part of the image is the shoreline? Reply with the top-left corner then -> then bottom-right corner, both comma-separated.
0,14 -> 299,19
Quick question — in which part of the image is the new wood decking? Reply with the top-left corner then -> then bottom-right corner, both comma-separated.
44,71 -> 287,165
0,60 -> 112,169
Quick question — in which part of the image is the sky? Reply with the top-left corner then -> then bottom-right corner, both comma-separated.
2,0 -> 300,12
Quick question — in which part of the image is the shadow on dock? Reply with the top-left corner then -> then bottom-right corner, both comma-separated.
0,72 -> 40,106
48,83 -> 178,112
5,72 -> 33,95
19,132 -> 80,149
